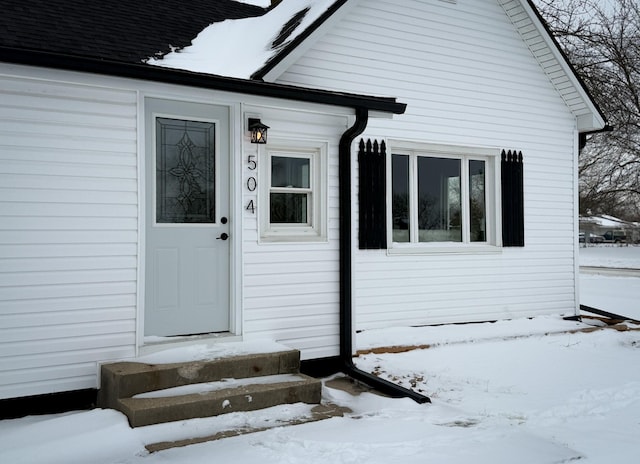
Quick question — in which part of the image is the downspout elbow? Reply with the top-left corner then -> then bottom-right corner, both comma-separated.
338,108 -> 430,404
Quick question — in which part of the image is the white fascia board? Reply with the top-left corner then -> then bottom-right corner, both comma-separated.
505,0 -> 606,132
576,113 -> 605,133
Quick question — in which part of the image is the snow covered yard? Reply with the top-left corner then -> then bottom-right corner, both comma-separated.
1,318 -> 639,464
580,245 -> 640,320
1,246 -> 638,464
579,243 -> 640,269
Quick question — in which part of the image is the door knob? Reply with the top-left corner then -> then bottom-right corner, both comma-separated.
217,233 -> 229,241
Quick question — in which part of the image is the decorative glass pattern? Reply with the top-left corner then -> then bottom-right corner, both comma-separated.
156,118 -> 215,223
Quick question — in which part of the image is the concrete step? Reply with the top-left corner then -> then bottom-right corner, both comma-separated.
98,349 -> 300,410
145,402 -> 352,453
118,373 -> 322,427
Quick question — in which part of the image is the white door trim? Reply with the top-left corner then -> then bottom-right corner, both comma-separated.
136,93 -> 242,350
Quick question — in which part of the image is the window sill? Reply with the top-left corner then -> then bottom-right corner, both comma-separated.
387,243 -> 502,256
259,228 -> 327,244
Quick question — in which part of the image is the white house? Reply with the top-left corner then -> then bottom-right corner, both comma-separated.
0,0 -> 606,406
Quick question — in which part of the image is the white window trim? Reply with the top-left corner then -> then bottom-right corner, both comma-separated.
386,140 -> 502,255
259,139 -> 328,242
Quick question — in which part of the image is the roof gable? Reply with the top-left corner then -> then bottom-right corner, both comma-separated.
254,0 -> 606,132
0,0 -> 606,131
147,0 -> 605,131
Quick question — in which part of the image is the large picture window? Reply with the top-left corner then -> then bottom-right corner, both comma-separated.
259,141 -> 327,242
389,142 -> 497,249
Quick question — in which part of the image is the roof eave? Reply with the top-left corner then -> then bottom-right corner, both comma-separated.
0,46 -> 406,115
521,0 -> 608,132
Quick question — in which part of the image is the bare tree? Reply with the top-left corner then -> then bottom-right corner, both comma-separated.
535,0 -> 640,220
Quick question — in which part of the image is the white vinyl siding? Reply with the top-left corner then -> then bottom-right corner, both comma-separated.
0,75 -> 138,399
276,0 -> 579,329
242,106 -> 347,359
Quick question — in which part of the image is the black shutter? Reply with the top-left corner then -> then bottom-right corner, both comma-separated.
501,150 -> 524,247
358,138 -> 387,249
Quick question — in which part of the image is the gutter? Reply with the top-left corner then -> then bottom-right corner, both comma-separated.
338,108 -> 430,404
578,124 -> 614,151
0,47 -> 406,116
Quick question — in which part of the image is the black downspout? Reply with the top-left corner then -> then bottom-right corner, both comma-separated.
338,108 -> 430,404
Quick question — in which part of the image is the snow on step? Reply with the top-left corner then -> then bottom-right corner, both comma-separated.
133,374 -> 310,399
118,374 -> 322,427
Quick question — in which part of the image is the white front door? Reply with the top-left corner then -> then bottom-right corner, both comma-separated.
144,98 -> 230,336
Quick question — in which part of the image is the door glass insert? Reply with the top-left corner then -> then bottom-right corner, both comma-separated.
156,118 -> 216,223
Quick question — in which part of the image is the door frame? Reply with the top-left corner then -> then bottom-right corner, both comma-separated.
136,92 -> 243,351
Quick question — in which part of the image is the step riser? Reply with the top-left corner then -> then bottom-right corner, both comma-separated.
119,379 -> 322,427
98,350 -> 300,410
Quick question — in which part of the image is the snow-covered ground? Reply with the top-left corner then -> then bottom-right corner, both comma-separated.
579,245 -> 640,320
1,247 -> 638,464
579,244 -> 640,269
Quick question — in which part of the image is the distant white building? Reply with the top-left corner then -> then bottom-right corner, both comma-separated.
579,215 -> 639,243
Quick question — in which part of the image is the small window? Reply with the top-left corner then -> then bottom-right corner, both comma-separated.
260,142 -> 327,242
270,155 -> 311,224
389,142 -> 497,250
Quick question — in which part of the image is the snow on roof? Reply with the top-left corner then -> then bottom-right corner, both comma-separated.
580,214 -> 638,228
148,0 -> 337,79
238,0 -> 271,6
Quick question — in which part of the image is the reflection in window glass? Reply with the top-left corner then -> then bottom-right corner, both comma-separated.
469,160 -> 486,242
270,193 -> 308,223
271,156 -> 310,188
417,157 -> 461,242
269,155 -> 311,225
392,155 -> 410,242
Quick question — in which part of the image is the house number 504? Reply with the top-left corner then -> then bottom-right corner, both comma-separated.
246,154 -> 257,213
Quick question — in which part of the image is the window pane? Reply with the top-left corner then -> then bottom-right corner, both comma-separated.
270,193 -> 308,223
271,156 -> 310,188
469,160 -> 486,242
391,155 -> 410,242
417,157 -> 461,242
156,118 -> 215,223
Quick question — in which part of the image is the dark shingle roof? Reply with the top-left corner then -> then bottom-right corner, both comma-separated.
0,0 -> 267,63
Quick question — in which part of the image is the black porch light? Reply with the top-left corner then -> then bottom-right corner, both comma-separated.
248,118 -> 269,144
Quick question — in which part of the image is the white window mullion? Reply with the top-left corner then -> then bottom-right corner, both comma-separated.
461,158 -> 470,243
409,153 -> 419,243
